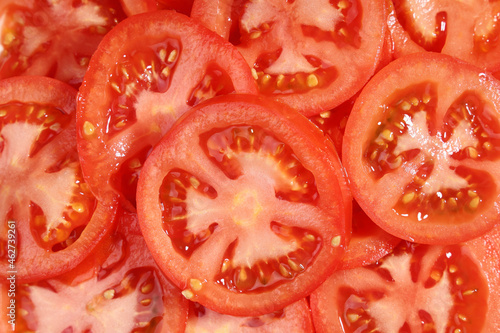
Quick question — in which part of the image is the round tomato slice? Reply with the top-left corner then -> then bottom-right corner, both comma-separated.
186,298 -> 314,332
120,0 -> 194,16
0,76 -> 117,283
191,0 -> 387,116
13,209 -> 188,332
310,226 -> 500,333
77,10 -> 258,208
0,0 -> 125,86
137,94 -> 351,316
387,0 -> 500,72
343,52 -> 500,244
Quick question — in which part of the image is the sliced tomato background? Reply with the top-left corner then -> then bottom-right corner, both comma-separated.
12,209 -> 188,332
310,226 -> 500,333
186,298 -> 314,332
343,52 -> 500,245
0,0 -> 125,87
137,94 -> 351,316
77,10 -> 258,209
0,76 -> 117,283
191,0 -> 387,116
120,0 -> 194,16
387,0 -> 500,72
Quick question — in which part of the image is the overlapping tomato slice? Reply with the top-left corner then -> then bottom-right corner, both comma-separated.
0,0 -> 125,86
137,94 -> 351,316
388,0 -> 500,72
77,10 -> 258,208
11,209 -> 188,332
0,76 -> 117,282
191,0 -> 387,115
310,226 -> 500,333
343,52 -> 500,244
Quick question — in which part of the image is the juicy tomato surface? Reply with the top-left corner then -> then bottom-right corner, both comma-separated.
387,0 -> 500,72
137,94 -> 352,316
77,10 -> 258,208
343,52 -> 500,245
120,0 -> 194,16
0,0 -> 125,86
186,298 -> 314,332
310,226 -> 500,333
0,76 -> 117,283
10,209 -> 188,332
191,0 -> 387,116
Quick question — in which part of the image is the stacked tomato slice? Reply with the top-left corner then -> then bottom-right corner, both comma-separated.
1,0 -> 500,332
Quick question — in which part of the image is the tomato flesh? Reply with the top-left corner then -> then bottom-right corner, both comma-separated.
313,241 -> 489,333
0,0 -> 125,86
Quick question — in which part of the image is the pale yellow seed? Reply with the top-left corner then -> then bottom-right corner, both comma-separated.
279,264 -> 292,278
422,94 -> 431,104
304,233 -> 315,242
331,235 -> 341,247
430,270 -> 441,281
410,96 -> 419,106
129,158 -> 142,169
3,32 -> 15,46
251,68 -> 258,80
141,283 -> 154,294
141,298 -> 152,306
448,265 -> 458,273
72,202 -> 85,213
467,146 -> 478,159
448,197 -> 458,208
221,259 -> 231,273
347,313 -> 360,323
320,110 -> 331,119
394,121 -> 404,130
402,192 -> 415,204
306,73 -> 319,88
0,109 -> 6,117
181,289 -> 194,299
239,268 -> 248,281
456,277 -> 464,285
454,329 -> 462,333
469,196 -> 480,210
400,101 -> 411,111
167,49 -> 178,63
261,74 -> 272,86
189,279 -> 203,291
338,0 -> 349,9
83,121 -> 95,137
467,190 -> 478,198
189,177 -> 200,189
159,48 -> 167,62
483,141 -> 492,150
250,31 -> 262,39
111,82 -> 121,94
288,259 -> 302,272
338,27 -> 347,37
276,74 -> 285,88
103,289 -> 115,299
463,289 -> 477,296
381,129 -> 394,141
458,314 -> 467,322
138,322 -> 150,328
161,66 -> 171,77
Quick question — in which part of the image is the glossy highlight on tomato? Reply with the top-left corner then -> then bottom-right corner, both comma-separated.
137,94 -> 351,316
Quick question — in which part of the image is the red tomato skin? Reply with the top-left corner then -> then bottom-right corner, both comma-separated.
137,94 -> 352,317
0,76 -> 119,283
342,52 -> 500,245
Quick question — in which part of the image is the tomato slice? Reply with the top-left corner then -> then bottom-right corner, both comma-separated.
310,226 -> 500,333
137,94 -> 351,316
186,298 -> 314,332
0,0 -> 125,86
387,0 -> 500,72
77,10 -> 258,208
0,76 -> 117,282
120,0 -> 194,16
191,0 -> 387,116
11,209 -> 188,332
342,52 -> 500,244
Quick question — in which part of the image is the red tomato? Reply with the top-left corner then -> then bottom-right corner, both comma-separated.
341,201 -> 401,270
137,94 -> 352,316
310,226 -> 500,332
120,0 -> 194,16
11,209 -> 188,332
0,76 -> 117,283
343,52 -> 500,244
191,0 -> 387,116
186,298 -> 314,332
387,0 -> 500,72
0,0 -> 125,86
77,10 -> 258,208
